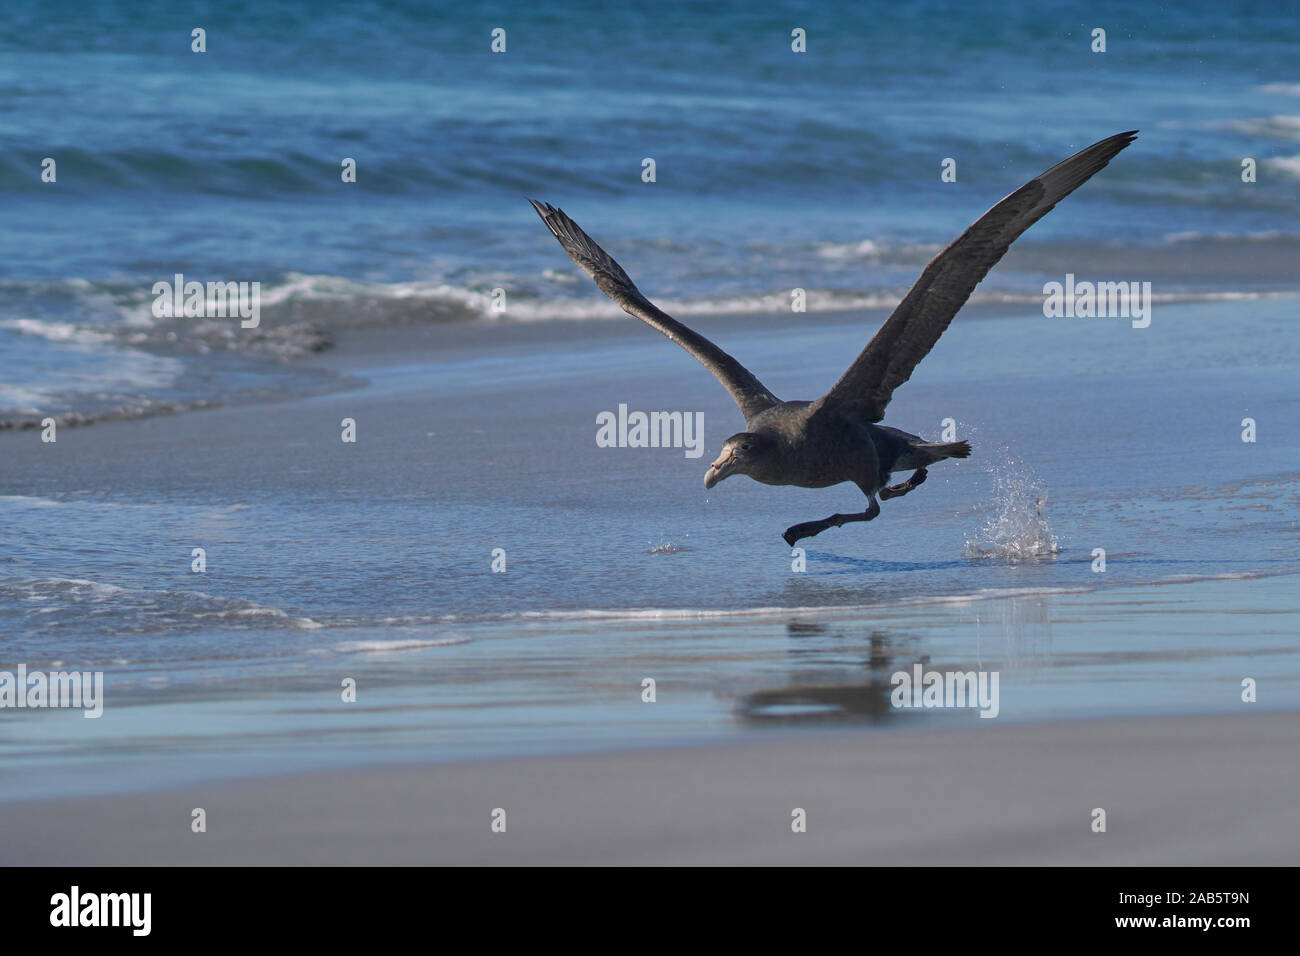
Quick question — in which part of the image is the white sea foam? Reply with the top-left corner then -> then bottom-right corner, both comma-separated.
231,274 -> 910,321
0,319 -> 184,398
814,238 -> 942,260
1226,114 -> 1300,138
1264,155 -> 1300,179
0,318 -> 114,346
1161,229 -> 1285,243
490,586 -> 1093,624
260,276 -> 1297,322
0,385 -> 53,412
815,238 -> 884,259
331,635 -> 470,653
0,495 -> 63,508
0,578 -> 323,630
7,262 -> 1300,364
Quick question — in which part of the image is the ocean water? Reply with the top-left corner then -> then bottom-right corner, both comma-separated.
2,2 -> 1299,797
2,0 -> 1299,425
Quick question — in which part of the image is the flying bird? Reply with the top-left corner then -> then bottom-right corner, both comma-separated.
530,131 -> 1137,546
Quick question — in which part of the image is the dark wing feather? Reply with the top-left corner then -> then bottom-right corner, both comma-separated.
529,200 -> 779,422
817,130 -> 1138,421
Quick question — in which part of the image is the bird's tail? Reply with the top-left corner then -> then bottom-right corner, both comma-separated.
911,440 -> 972,465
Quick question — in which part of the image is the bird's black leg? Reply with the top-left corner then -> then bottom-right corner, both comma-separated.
782,496 -> 881,546
879,468 -> 928,501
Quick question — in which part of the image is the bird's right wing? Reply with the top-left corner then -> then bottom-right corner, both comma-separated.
529,201 -> 780,421
816,130 -> 1138,421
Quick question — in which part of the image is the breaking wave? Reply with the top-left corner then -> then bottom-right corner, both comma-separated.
0,577 -> 324,635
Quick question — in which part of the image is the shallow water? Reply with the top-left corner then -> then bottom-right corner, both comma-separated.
5,297 -> 1297,641
2,572 -> 1296,803
2,291 -> 1298,797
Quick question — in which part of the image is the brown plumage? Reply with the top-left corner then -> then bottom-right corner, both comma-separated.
530,130 -> 1137,546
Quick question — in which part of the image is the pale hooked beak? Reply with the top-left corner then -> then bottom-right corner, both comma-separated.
704,450 -> 735,489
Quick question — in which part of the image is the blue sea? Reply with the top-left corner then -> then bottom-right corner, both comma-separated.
1,1 -> 1298,799
2,0 -> 1299,424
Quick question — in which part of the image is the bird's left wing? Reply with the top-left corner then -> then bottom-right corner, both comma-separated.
816,130 -> 1138,421
529,200 -> 780,421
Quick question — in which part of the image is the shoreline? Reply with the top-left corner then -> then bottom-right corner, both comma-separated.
0,298 -> 1040,432
3,295 -> 1297,843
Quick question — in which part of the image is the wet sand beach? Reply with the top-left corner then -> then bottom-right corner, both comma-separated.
2,711 -> 1296,866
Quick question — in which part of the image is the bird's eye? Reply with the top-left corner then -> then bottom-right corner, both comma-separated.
741,442 -> 752,451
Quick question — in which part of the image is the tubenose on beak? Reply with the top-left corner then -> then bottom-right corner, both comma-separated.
704,449 -> 734,489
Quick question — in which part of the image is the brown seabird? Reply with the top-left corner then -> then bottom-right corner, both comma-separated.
530,130 -> 1137,546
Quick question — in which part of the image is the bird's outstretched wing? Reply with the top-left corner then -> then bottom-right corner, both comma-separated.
529,200 -> 780,421
816,130 -> 1138,422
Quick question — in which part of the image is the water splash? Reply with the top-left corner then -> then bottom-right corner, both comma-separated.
648,535 -> 687,554
963,463 -> 1060,561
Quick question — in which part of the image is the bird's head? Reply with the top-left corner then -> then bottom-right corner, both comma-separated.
704,432 -> 774,489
